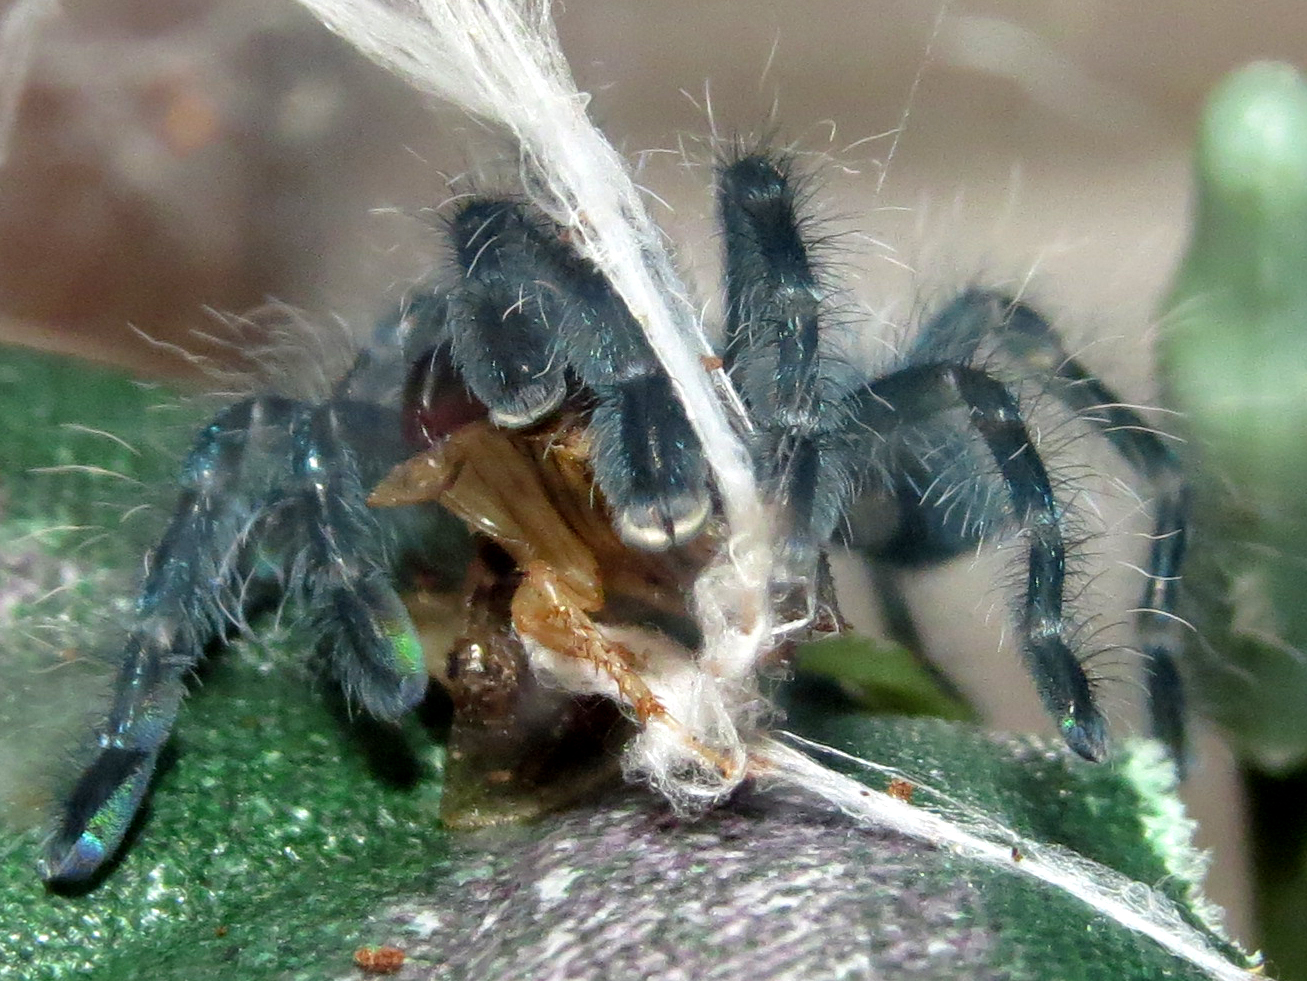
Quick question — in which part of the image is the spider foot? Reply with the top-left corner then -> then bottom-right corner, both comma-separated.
41,745 -> 160,887
315,575 -> 428,720
1146,651 -> 1188,774
1060,708 -> 1109,763
1031,634 -> 1110,762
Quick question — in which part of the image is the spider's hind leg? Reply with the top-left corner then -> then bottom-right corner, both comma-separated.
910,289 -> 1190,764
42,395 -> 427,886
843,364 -> 1108,762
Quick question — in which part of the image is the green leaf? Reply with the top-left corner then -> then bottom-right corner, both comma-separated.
1158,62 -> 1307,771
795,633 -> 976,721
0,346 -> 1256,979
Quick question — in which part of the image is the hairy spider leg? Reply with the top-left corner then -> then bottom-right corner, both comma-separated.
906,289 -> 1190,764
717,151 -> 852,575
842,364 -> 1108,763
41,398 -> 277,885
289,401 -> 429,719
414,197 -> 710,551
42,396 -> 426,886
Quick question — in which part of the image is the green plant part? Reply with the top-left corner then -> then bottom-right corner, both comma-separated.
1158,61 -> 1307,773
796,633 -> 977,722
0,345 -> 1260,981
1159,60 -> 1307,981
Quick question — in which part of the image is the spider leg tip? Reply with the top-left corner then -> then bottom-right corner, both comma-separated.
38,832 -> 107,888
1061,710 -> 1109,763
359,669 -> 430,721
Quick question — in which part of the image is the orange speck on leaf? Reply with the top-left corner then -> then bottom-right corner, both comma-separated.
886,778 -> 914,803
354,945 -> 405,974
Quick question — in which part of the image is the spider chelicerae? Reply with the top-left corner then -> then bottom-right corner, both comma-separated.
39,148 -> 1189,887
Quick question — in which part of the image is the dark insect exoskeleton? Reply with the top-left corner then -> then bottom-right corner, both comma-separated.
39,148 -> 1189,887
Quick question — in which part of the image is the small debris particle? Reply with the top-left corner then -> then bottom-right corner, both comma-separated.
886,778 -> 914,803
354,945 -> 405,974
1010,846 -> 1024,863
701,354 -> 724,371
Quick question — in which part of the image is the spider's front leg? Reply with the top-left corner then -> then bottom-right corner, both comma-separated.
41,395 -> 427,886
718,153 -> 847,563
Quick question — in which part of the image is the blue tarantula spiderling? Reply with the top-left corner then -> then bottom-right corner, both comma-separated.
39,148 -> 1190,887
36,0 -> 1191,888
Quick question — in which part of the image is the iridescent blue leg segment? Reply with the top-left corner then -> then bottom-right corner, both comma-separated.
42,393 -> 426,886
41,397 -> 279,885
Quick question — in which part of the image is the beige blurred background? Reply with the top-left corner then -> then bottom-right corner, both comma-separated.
3,0 -> 1306,947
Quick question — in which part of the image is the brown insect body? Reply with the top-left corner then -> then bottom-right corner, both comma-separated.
371,411 -> 719,825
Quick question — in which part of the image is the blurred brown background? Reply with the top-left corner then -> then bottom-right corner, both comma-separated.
4,0 -> 1306,947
